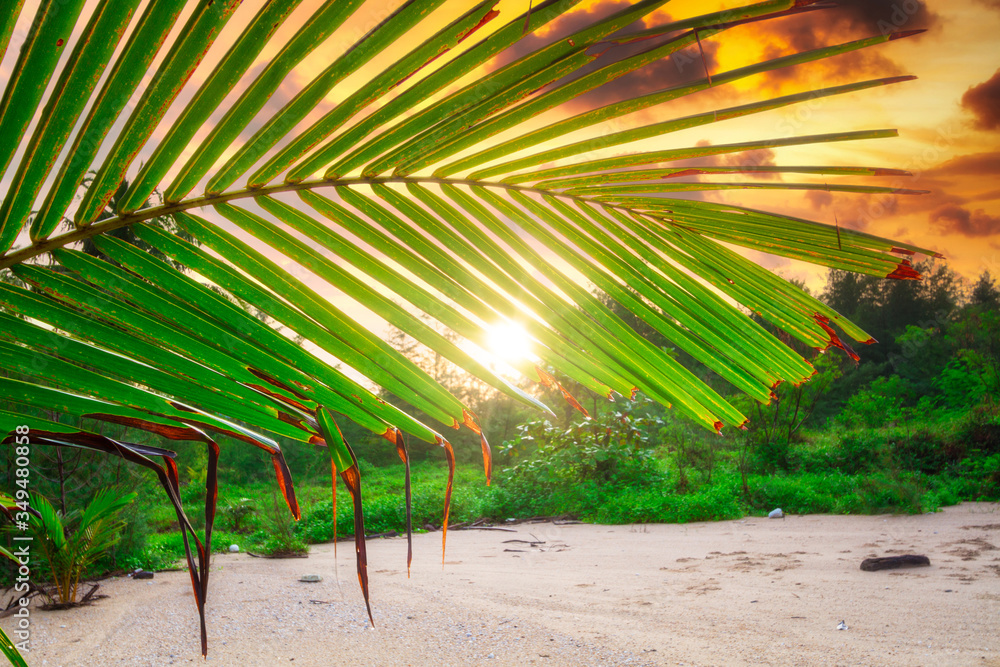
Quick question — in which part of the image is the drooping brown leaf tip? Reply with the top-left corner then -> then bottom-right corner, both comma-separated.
330,459 -> 338,559
339,461 -> 373,627
886,259 -> 922,280
558,383 -> 590,419
438,438 -> 456,567
480,432 -> 492,486
393,430 -> 413,577
460,7 -> 499,43
813,314 -> 860,362
462,408 -> 482,434
535,365 -> 557,387
393,429 -> 406,462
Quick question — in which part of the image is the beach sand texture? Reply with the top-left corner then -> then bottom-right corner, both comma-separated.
4,502 -> 999,666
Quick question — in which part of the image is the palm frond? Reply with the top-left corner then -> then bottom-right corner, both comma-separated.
0,625 -> 28,667
0,0 -> 938,657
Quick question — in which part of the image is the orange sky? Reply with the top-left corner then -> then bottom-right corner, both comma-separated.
496,0 -> 1000,293
300,0 -> 1000,293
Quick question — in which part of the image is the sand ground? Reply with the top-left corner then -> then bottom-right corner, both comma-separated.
3,502 -> 999,666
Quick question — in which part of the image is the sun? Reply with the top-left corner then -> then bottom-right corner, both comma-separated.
485,321 -> 532,364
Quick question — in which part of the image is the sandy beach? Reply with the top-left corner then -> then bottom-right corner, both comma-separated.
4,502 -> 999,666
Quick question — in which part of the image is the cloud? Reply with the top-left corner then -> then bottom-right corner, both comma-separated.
488,0 -> 639,72
841,193 -> 900,231
896,152 -> 1000,215
754,42 -> 903,93
930,204 -> 1000,237
802,0 -> 938,37
763,0 -> 938,49
486,2 -> 731,116
925,151 -> 1000,177
636,144 -> 781,205
961,69 -> 1000,131
713,148 -> 778,173
565,38 -> 720,112
488,1 -> 940,115
735,0 -> 938,92
672,142 -> 780,174
806,190 -> 834,210
972,189 -> 1000,203
789,190 -> 905,231
489,2 -> 936,121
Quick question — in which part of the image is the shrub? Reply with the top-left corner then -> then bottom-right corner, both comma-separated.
839,375 -> 908,429
955,452 -> 1000,500
29,490 -> 136,605
746,473 -> 848,514
832,431 -> 884,474
888,428 -> 955,474
120,543 -> 180,572
592,480 -> 742,524
218,497 -> 257,534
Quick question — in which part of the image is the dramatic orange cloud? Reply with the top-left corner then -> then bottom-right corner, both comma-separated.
962,68 -> 1000,130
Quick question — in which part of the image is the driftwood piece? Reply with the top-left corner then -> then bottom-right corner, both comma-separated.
860,554 -> 931,571
247,551 -> 309,559
1,582 -> 44,618
39,583 -> 106,610
365,530 -> 398,539
453,526 -> 517,532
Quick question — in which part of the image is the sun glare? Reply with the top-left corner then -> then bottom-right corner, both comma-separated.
486,321 -> 532,363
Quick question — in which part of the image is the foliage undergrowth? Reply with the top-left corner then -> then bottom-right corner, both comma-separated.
6,271 -> 998,583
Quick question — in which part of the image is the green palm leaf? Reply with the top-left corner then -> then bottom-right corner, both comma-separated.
0,626 -> 27,667
0,0 -> 938,658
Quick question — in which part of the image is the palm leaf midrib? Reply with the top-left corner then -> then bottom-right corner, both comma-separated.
0,176 -> 666,270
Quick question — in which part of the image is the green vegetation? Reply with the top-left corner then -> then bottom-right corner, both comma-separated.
0,0 -> 972,662
1,264 -> 994,666
0,626 -> 27,667
83,266 -> 997,572
26,490 -> 136,606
